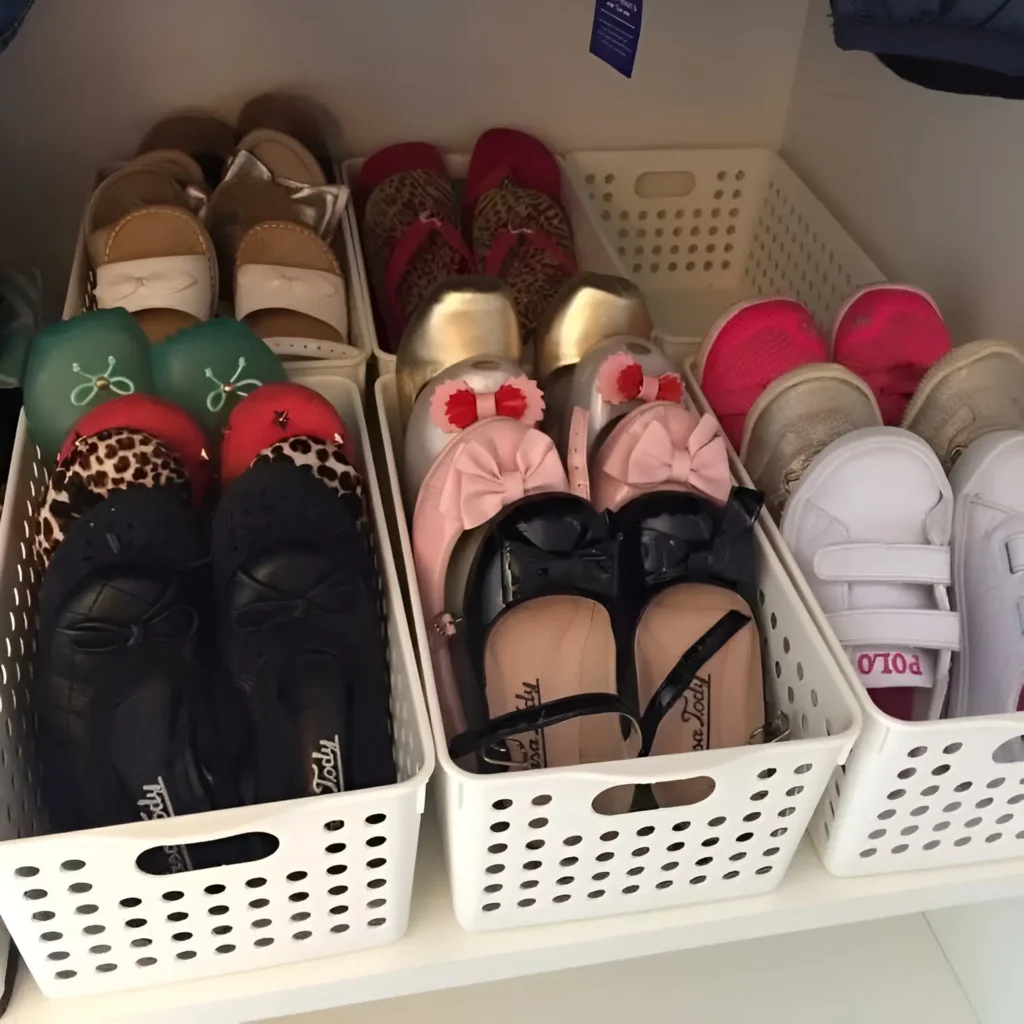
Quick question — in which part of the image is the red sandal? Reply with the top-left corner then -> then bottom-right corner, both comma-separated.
358,143 -> 475,351
465,129 -> 578,344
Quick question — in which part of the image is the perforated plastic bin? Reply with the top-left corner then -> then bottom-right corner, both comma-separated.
679,365 -> 1024,877
563,148 -> 885,369
374,374 -> 860,931
341,153 -> 621,377
65,178 -> 372,390
0,368 -> 433,998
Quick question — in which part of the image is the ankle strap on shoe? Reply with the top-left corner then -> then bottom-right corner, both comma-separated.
639,608 -> 752,756
448,693 -> 640,767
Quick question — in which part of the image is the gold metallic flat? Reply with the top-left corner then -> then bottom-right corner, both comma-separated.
535,272 -> 653,441
395,276 -> 522,426
534,272 -> 653,385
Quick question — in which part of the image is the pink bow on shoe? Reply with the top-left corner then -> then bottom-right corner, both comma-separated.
439,430 -> 566,529
604,412 -> 731,502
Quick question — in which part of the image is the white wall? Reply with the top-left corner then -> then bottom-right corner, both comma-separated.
784,2 -> 1024,346
785,11 -> 1024,1023
0,0 -> 809,310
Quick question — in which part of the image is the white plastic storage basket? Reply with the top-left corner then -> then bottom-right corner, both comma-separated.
563,148 -> 885,367
374,374 -> 861,931
565,147 -> 1024,877
0,369 -> 433,998
679,366 -> 1024,877
341,153 -> 621,377
67,175 -> 372,390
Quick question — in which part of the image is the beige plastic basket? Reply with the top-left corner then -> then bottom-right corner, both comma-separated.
374,374 -> 861,931
563,147 -> 884,369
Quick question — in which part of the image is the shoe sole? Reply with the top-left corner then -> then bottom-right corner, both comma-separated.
738,361 -> 880,461
901,339 -> 1024,431
947,428 -> 1024,719
829,282 -> 942,358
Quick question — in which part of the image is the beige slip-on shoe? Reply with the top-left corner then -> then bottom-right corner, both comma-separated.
902,339 -> 1024,474
741,362 -> 882,521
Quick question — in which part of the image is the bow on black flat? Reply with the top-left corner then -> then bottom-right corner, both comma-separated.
445,493 -> 639,775
38,486 -> 212,869
212,459 -> 395,803
611,486 -> 767,807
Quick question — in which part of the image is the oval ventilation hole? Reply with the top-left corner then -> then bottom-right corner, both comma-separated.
992,736 -> 1024,763
135,833 -> 279,874
591,777 -> 715,814
633,171 -> 696,199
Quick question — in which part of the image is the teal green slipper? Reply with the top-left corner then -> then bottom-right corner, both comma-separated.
24,308 -> 155,459
151,318 -> 287,438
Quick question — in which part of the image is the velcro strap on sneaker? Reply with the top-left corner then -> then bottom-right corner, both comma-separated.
235,264 -> 347,338
95,255 -> 212,320
1006,535 -> 1024,573
828,608 -> 960,651
814,543 -> 951,585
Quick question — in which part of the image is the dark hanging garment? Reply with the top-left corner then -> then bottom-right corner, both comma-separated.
831,1 -> 1024,96
0,0 -> 33,54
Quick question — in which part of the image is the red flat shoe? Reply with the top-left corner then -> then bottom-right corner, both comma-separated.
220,380 -> 349,485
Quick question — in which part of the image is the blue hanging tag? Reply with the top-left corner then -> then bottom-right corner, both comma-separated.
590,0 -> 643,79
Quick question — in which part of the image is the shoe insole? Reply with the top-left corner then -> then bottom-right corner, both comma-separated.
236,221 -> 345,344
205,177 -> 304,296
484,594 -> 633,769
103,205 -> 216,343
238,95 -> 335,181
87,167 -> 191,264
239,128 -> 326,185
137,113 -> 238,187
635,583 -> 763,806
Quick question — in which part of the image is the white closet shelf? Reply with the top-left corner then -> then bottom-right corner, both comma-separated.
4,806 -> 1024,1024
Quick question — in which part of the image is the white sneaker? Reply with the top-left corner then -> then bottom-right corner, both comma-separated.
782,426 -> 960,720
948,430 -> 1024,719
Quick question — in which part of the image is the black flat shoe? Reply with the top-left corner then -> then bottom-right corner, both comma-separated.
37,486 -> 212,869
445,493 -> 639,774
612,486 -> 766,807
212,458 -> 395,801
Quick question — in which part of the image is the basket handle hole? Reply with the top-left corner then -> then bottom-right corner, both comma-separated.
592,777 -> 716,815
992,737 -> 1024,764
633,171 -> 696,199
135,833 -> 279,875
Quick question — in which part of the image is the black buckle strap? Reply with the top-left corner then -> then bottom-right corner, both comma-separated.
639,609 -> 751,755
448,692 -> 640,767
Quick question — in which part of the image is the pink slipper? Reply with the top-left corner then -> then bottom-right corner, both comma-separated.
696,298 -> 828,450
832,284 -> 952,426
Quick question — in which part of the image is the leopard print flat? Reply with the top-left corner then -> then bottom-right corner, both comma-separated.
251,435 -> 367,535
36,427 -> 190,566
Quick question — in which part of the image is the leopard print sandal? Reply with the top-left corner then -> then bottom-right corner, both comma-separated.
359,143 -> 475,351
466,129 -> 578,347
